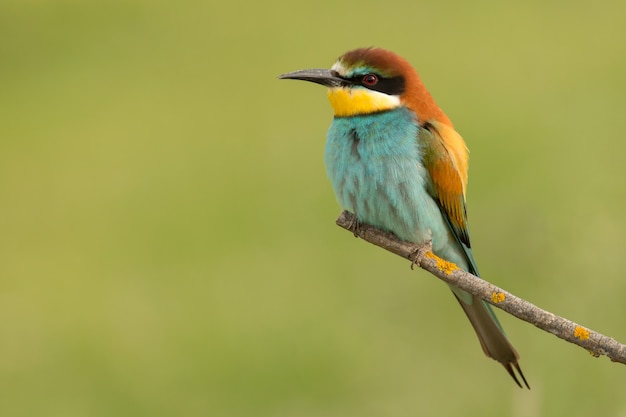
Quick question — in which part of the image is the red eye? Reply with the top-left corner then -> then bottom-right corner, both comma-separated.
362,74 -> 378,86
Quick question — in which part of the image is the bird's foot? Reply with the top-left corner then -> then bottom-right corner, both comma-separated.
346,213 -> 361,238
409,240 -> 432,270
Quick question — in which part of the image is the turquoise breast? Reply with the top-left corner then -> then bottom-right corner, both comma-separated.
324,107 -> 444,246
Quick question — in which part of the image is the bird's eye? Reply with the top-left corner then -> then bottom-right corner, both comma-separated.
362,74 -> 378,86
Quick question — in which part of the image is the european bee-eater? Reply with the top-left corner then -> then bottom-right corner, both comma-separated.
279,47 -> 528,388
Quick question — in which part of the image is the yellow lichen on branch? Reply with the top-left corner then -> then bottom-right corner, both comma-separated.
425,252 -> 459,275
491,292 -> 506,303
574,326 -> 590,341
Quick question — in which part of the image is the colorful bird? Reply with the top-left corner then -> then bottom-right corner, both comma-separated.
279,47 -> 529,388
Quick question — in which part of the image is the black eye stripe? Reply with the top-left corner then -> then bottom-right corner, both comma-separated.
345,75 -> 405,95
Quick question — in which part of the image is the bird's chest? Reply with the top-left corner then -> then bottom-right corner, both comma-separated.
324,109 -> 438,242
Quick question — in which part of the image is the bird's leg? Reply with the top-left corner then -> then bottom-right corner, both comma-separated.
409,240 -> 433,270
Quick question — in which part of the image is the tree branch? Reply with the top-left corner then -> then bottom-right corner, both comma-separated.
336,210 -> 626,364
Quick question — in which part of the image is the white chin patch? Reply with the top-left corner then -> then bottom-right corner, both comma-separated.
330,61 -> 347,75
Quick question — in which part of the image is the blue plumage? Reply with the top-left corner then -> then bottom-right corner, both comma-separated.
325,108 -> 469,273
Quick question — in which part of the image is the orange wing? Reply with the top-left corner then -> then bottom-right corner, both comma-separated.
420,120 -> 471,247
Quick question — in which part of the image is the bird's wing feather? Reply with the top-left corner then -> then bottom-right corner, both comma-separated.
420,120 -> 471,249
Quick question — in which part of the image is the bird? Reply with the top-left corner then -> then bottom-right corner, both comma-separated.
279,47 -> 528,389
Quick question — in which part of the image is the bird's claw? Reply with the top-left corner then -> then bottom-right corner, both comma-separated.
409,240 -> 432,270
347,213 -> 361,237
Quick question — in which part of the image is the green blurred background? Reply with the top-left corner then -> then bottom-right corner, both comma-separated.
2,0 -> 626,416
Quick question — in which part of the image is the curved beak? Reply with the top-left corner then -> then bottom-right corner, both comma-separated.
278,69 -> 345,88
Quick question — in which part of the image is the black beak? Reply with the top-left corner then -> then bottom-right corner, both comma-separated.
278,69 -> 345,88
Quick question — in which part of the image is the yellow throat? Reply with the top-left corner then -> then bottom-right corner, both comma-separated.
327,87 -> 401,117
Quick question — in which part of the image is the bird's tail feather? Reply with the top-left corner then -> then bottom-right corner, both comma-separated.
451,290 -> 529,389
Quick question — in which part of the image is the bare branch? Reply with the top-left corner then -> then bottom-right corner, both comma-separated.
336,210 -> 626,364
